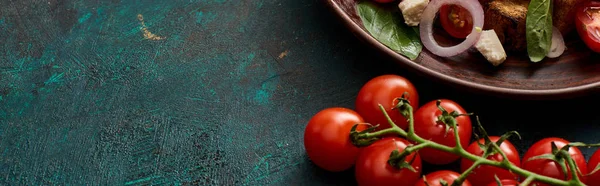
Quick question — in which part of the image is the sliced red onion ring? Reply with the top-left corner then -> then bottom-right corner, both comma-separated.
547,26 -> 566,58
419,0 -> 485,57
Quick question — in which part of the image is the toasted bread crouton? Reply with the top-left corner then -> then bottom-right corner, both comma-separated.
475,0 -> 578,52
482,0 -> 529,52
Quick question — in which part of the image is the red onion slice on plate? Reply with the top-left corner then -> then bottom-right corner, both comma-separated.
419,0 -> 485,57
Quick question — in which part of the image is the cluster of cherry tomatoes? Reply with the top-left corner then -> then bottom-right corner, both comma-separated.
303,74 -> 600,186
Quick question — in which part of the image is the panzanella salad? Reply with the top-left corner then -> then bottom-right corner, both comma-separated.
357,0 -> 600,66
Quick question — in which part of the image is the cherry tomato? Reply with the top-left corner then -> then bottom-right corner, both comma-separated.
460,136 -> 521,186
586,148 -> 600,186
485,179 -> 520,186
355,75 -> 419,131
414,99 -> 471,165
575,1 -> 600,53
521,137 -> 587,186
414,170 -> 472,186
355,137 -> 422,186
440,4 -> 474,39
303,107 -> 367,172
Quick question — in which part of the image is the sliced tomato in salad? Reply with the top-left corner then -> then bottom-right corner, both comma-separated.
575,0 -> 600,53
440,4 -> 474,39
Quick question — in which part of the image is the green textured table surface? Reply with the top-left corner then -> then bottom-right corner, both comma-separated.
2,0 -> 600,185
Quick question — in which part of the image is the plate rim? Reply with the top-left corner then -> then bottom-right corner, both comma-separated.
324,0 -> 600,99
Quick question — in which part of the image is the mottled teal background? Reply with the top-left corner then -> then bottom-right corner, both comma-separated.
0,0 -> 374,185
2,0 -> 600,185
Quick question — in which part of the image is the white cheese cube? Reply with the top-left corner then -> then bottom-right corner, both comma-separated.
475,30 -> 507,66
398,0 -> 430,26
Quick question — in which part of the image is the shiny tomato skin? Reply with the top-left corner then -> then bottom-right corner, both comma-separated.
355,137 -> 422,186
414,170 -> 472,186
521,137 -> 588,186
586,148 -> 600,186
460,136 -> 521,186
414,99 -> 472,165
485,179 -> 520,186
575,1 -> 600,53
355,75 -> 419,131
439,4 -> 474,39
303,107 -> 367,172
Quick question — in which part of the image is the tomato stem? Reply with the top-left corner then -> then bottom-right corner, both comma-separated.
363,127 -> 401,139
560,150 -> 583,183
489,137 -> 511,165
453,160 -> 483,186
404,103 -> 416,136
451,117 -> 463,149
519,176 -> 535,186
378,104 -> 408,137
405,142 -> 431,155
388,149 -> 419,172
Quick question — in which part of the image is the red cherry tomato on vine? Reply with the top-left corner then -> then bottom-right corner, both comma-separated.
355,137 -> 422,186
585,148 -> 600,186
439,4 -> 474,39
521,137 -> 587,186
414,170 -> 472,186
460,136 -> 521,186
414,99 -> 471,165
485,179 -> 520,186
303,107 -> 367,172
575,0 -> 600,53
355,75 -> 419,131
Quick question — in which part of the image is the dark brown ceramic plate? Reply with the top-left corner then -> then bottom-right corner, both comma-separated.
325,0 -> 600,100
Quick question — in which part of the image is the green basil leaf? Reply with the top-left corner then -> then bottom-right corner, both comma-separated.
525,0 -> 553,62
356,1 -> 422,60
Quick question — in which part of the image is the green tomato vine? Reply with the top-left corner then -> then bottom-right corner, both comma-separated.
349,93 -> 598,186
